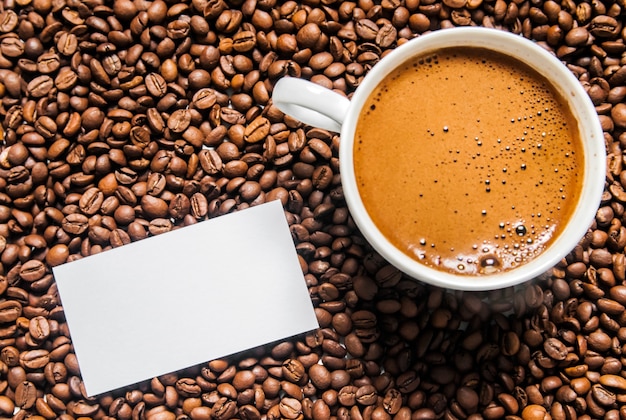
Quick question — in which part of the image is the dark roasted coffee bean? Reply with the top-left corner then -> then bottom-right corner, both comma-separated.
544,338 -> 568,360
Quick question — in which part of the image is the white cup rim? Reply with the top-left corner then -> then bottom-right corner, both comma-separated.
338,27 -> 606,291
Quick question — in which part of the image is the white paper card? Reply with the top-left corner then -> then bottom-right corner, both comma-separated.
53,200 -> 318,396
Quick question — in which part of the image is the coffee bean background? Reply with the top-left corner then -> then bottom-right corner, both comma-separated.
0,0 -> 625,419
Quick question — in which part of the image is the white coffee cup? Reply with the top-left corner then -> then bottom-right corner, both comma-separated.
272,27 -> 605,291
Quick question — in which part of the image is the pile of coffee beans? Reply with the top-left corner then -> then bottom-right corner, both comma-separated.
0,0 -> 625,418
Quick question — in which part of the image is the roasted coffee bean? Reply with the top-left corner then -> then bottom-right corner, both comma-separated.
176,378 -> 201,397
193,88 -> 218,110
62,213 -> 89,235
282,359 -> 305,384
146,72 -> 167,97
1,36 -> 24,57
544,338 -> 568,360
79,188 -> 105,216
232,370 -> 255,391
338,385 -> 358,406
355,385 -> 378,405
168,109 -> 191,133
27,75 -> 53,98
600,374 -> 626,391
28,316 -> 49,341
591,384 -> 616,406
0,300 -> 22,323
0,10 -> 18,33
279,397 -> 302,419
199,149 -> 223,174
19,260 -> 46,282
396,370 -> 420,394
14,381 -> 36,409
244,116 -> 270,143
308,364 -> 331,390
19,349 -> 49,370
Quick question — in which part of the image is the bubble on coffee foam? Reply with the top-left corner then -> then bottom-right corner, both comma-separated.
478,253 -> 501,274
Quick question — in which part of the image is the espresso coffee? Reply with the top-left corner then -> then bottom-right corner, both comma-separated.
354,47 -> 584,276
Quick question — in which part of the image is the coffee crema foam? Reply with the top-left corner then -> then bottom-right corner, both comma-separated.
354,47 -> 584,276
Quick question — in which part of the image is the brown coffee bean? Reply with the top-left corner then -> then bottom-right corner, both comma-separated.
56,32 -> 78,56
610,103 -> 626,129
543,338 -> 568,360
27,75 -> 53,98
0,10 -> 18,33
356,19 -> 379,40
0,36 -> 23,58
600,357 -> 621,376
148,218 -> 172,235
79,188 -> 104,216
282,359 -> 305,384
141,195 -> 169,219
392,370 -> 419,394
571,377 -> 592,395
308,364 -> 331,390
597,297 -> 624,315
19,260 -> 46,282
168,109 -> 191,133
599,374 -> 626,391
176,378 -> 201,398
231,370 -> 255,391
588,330 -> 612,352
233,31 -> 256,52
28,316 -> 49,342
193,88 -> 218,110
591,384 -> 616,406
521,404 -> 549,420
296,23 -> 322,49
146,72 -> 167,97
589,15 -> 620,37
14,381 -> 36,409
62,213 -> 89,235
0,396 -> 14,415
279,397 -> 302,419
498,393 -> 519,414
307,399 -> 328,420
36,51 -> 60,73
245,116 -> 270,143
0,300 -> 22,323
19,349 -> 49,370
338,385 -> 358,406
199,149 -> 223,175
376,23 -> 397,48
412,407 -> 436,420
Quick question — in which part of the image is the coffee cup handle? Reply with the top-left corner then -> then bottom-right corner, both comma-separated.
272,78 -> 350,133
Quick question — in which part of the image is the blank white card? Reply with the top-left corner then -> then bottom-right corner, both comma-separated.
53,200 -> 319,396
